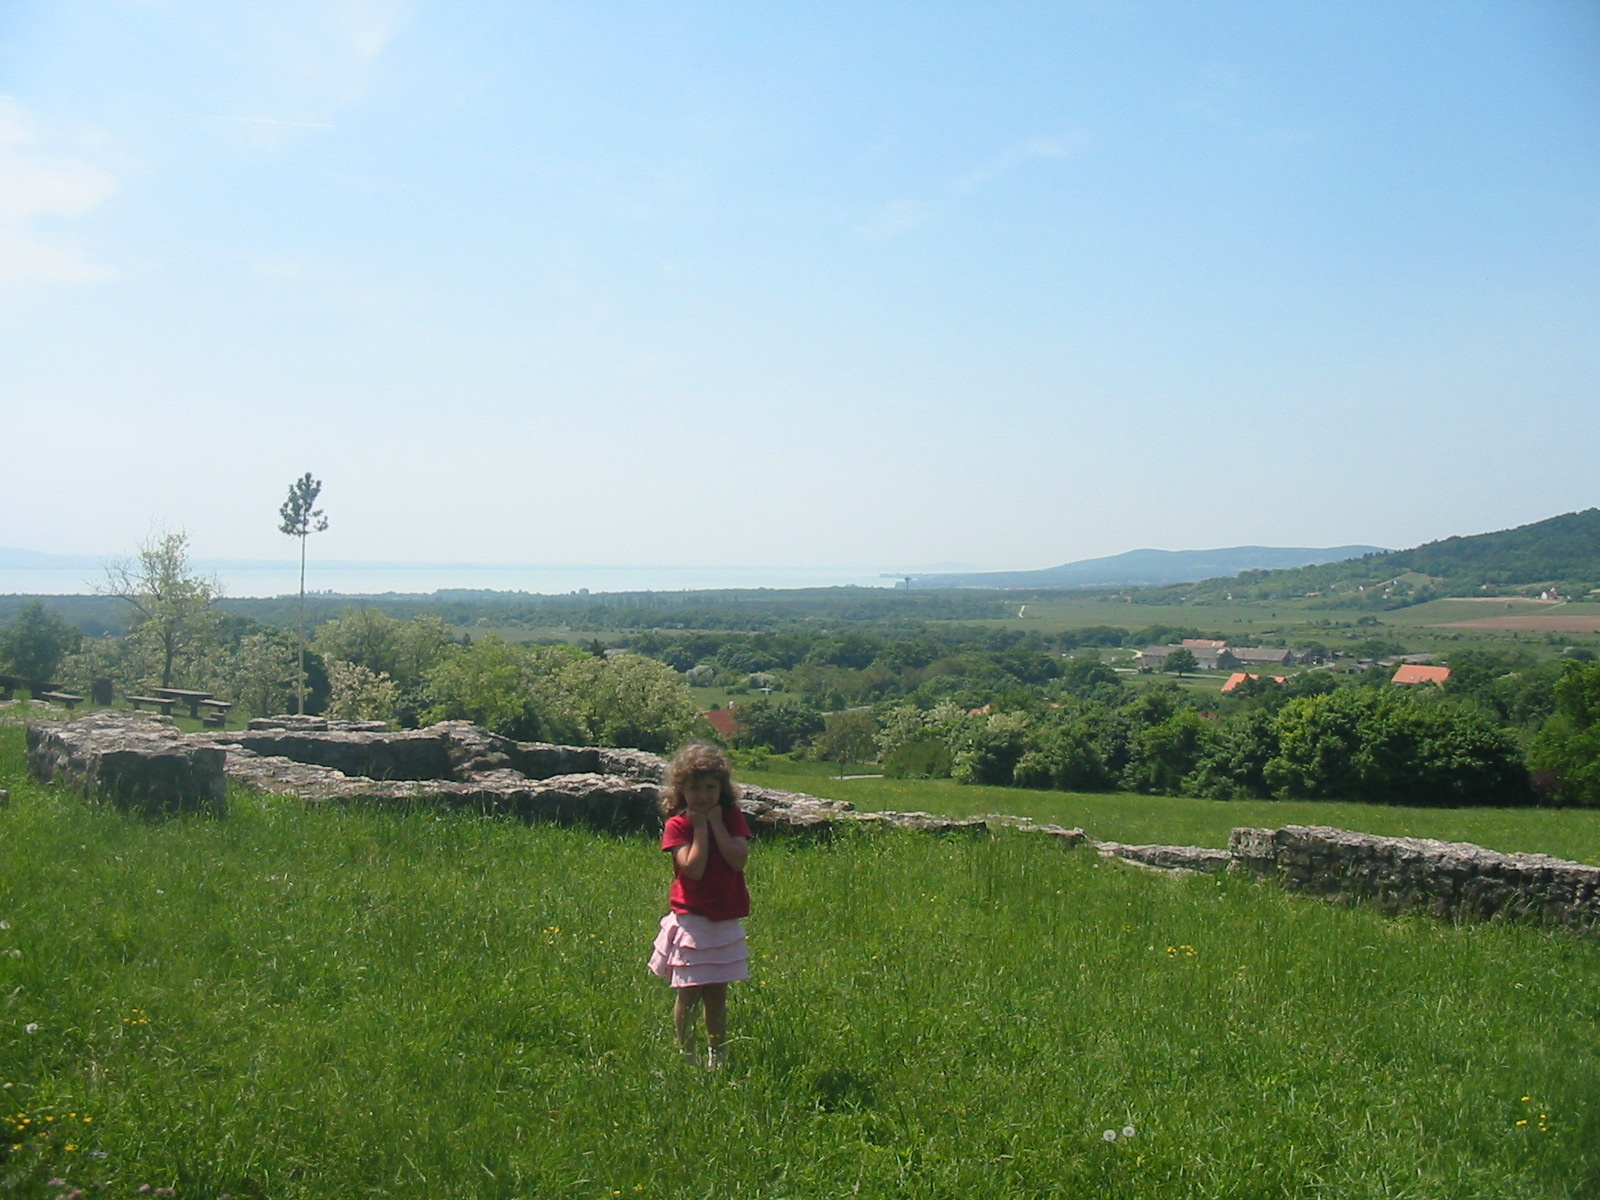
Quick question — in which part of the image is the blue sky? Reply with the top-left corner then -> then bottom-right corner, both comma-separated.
3,1 -> 1597,572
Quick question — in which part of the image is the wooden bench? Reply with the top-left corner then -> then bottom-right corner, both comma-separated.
127,695 -> 176,715
36,691 -> 84,710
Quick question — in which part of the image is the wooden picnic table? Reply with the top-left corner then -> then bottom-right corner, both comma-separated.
151,687 -> 216,718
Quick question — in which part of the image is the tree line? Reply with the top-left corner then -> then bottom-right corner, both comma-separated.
3,531 -> 1599,806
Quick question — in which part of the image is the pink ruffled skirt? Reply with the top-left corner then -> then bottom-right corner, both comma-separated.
648,913 -> 749,988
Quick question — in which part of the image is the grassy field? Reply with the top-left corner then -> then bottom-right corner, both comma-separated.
3,724 -> 1599,1199
751,761 -> 1600,866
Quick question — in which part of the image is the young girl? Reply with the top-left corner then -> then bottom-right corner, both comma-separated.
648,743 -> 751,1068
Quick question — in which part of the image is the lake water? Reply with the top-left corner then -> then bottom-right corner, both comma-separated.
0,561 -> 910,598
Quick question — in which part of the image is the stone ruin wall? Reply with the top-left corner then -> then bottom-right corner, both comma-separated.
20,711 -> 1600,938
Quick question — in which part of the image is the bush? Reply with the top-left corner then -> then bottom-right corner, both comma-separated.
1264,687 -> 1530,807
881,739 -> 953,780
1528,660 -> 1600,806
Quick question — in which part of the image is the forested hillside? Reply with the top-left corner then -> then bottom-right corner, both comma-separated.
1163,508 -> 1600,607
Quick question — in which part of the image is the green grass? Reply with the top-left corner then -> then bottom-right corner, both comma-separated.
749,763 -> 1600,865
3,725 -> 1598,1198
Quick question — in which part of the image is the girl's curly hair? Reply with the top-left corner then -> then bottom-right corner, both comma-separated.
658,742 -> 739,817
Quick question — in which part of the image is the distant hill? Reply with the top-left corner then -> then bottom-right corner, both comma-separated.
0,547 -> 104,569
1168,508 -> 1600,606
906,546 -> 1385,590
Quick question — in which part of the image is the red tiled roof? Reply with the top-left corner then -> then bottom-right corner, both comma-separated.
1392,664 -> 1451,686
703,709 -> 741,736
1221,673 -> 1287,693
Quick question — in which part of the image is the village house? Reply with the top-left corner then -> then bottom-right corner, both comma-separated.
702,708 -> 741,737
1138,644 -> 1241,671
1392,664 -> 1452,686
1230,646 -> 1299,667
1221,672 -> 1288,693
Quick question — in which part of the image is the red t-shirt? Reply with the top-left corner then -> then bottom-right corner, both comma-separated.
662,807 -> 751,921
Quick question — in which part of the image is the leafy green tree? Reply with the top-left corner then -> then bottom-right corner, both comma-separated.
1165,647 -> 1199,677
1055,657 -> 1126,702
0,601 -> 82,683
100,530 -> 222,689
730,697 -> 825,754
1264,687 -> 1529,806
422,637 -> 552,739
536,652 -> 701,752
422,640 -> 699,750
951,710 -> 1034,785
314,607 -> 405,680
279,472 -> 329,714
818,710 -> 879,777
1184,709 -> 1279,799
1121,709 -> 1218,794
1012,713 -> 1114,792
875,701 -> 965,779
1528,660 -> 1600,806
229,629 -> 303,718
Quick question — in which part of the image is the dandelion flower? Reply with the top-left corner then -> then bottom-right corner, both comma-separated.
1103,1129 -> 1117,1142
1122,1125 -> 1137,1138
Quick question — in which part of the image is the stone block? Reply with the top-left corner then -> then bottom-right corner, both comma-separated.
26,711 -> 226,816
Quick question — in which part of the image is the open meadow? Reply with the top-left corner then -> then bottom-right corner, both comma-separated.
3,725 -> 1598,1199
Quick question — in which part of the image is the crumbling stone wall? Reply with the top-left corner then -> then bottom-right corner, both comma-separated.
1227,824 -> 1600,934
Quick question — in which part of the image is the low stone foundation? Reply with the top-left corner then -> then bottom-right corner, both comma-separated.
24,712 -> 990,836
22,713 -> 1598,937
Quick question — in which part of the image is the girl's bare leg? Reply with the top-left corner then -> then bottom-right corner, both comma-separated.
702,982 -> 729,1064
673,986 -> 702,1055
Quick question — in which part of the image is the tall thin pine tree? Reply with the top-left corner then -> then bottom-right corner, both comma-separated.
278,473 -> 328,715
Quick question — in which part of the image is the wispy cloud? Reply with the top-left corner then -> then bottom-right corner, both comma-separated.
862,134 -> 1090,239
343,0 -> 411,63
0,96 -> 117,285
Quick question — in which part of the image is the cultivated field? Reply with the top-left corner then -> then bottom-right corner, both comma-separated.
3,726 -> 1598,1199
1432,615 -> 1600,633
